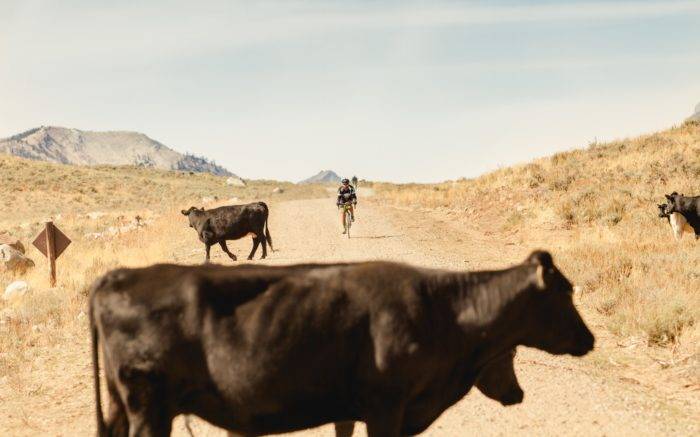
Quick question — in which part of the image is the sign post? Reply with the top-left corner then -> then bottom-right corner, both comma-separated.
32,222 -> 71,287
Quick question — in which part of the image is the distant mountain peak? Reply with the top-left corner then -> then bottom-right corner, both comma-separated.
685,102 -> 700,123
0,126 -> 236,177
298,169 -> 342,184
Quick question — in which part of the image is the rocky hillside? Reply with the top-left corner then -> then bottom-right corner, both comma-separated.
299,170 -> 342,184
0,126 -> 235,176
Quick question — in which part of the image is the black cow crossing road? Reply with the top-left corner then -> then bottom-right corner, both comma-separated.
90,251 -> 594,437
181,202 -> 274,262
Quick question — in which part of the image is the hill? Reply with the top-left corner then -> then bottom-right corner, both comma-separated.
298,170 -> 342,184
373,120 -> 700,368
0,154 -> 325,230
687,102 -> 700,122
0,126 -> 234,176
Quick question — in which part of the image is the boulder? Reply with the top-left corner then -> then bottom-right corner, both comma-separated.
0,244 -> 35,273
0,234 -> 25,254
272,187 -> 284,194
3,281 -> 31,301
226,177 -> 246,187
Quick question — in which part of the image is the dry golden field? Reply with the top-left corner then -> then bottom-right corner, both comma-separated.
0,156 -> 326,381
373,121 -> 700,383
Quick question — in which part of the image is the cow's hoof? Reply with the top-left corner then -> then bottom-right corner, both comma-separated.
247,256 -> 253,260
499,388 -> 524,406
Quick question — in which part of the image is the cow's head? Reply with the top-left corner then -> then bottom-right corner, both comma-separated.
657,203 -> 669,218
519,250 -> 594,357
664,192 -> 682,214
181,207 -> 205,227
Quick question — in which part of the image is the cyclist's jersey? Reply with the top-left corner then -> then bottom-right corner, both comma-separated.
337,185 -> 357,205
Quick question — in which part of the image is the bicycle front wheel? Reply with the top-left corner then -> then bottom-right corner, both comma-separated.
345,209 -> 352,238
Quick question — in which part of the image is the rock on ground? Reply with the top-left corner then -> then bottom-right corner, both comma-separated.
0,234 -> 25,254
226,177 -> 246,187
86,211 -> 106,220
3,281 -> 31,300
0,244 -> 35,273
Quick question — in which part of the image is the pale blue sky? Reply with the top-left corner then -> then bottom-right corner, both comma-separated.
1,0 -> 699,182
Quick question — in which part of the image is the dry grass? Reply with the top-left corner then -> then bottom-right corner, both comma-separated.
0,154 -> 324,229
0,155 -> 325,379
1,214 -> 170,379
374,121 -> 700,361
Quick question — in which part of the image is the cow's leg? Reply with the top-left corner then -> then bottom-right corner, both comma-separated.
120,369 -> 171,437
204,244 -> 212,263
259,232 -> 268,259
219,241 -> 237,261
365,404 -> 404,437
248,238 -> 260,260
106,379 -> 129,436
125,408 -> 171,437
334,421 -> 355,437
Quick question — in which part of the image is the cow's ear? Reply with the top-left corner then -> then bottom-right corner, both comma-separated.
526,250 -> 553,290
526,250 -> 553,269
665,194 -> 673,201
181,209 -> 189,215
534,265 -> 547,290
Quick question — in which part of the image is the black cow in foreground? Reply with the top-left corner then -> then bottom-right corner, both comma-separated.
90,251 -> 594,436
664,192 -> 700,240
181,202 -> 273,262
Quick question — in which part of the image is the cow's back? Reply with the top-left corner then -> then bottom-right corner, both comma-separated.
206,203 -> 268,240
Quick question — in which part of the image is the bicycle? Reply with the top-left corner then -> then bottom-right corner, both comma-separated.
341,202 -> 354,238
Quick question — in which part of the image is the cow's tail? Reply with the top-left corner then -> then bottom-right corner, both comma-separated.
90,293 -> 107,436
265,214 -> 274,251
260,202 -> 274,251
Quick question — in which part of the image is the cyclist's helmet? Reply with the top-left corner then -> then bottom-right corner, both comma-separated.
341,178 -> 350,184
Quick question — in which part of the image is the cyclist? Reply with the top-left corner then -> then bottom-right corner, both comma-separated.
337,178 -> 357,233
